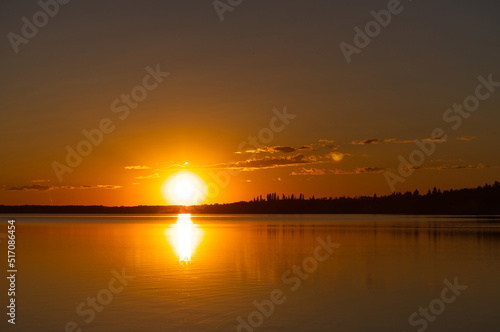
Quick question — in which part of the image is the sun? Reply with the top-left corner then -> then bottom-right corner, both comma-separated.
161,171 -> 208,206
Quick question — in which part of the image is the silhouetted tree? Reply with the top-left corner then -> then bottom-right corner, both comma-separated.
2,182 -> 500,215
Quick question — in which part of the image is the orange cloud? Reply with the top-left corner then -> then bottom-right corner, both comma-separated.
456,136 -> 476,141
4,184 -> 122,191
135,173 -> 160,179
125,165 -> 153,170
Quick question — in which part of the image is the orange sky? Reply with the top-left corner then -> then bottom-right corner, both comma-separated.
1,0 -> 499,205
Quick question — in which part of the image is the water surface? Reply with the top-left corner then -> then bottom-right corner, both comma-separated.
1,214 -> 499,331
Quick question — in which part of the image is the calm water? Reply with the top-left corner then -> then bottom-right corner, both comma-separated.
1,214 -> 500,332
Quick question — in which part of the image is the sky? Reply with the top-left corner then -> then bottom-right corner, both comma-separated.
1,0 -> 499,205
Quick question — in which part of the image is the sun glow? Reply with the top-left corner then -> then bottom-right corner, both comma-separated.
161,171 -> 207,205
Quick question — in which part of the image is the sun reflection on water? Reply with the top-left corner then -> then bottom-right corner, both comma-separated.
165,214 -> 203,263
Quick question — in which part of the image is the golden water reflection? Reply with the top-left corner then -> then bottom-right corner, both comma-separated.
165,214 -> 203,262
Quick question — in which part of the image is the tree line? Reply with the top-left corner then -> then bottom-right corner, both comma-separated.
202,181 -> 500,214
0,181 -> 499,215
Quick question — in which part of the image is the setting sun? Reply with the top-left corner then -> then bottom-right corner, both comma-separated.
161,171 -> 207,206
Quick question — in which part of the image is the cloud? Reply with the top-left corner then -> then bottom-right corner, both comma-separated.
290,168 -> 327,176
327,152 -> 347,162
394,140 -> 417,144
78,185 -> 122,190
156,144 -> 347,173
275,146 -> 307,153
125,165 -> 153,170
456,136 -> 476,141
316,139 -> 336,149
354,167 -> 386,174
6,184 -> 52,191
272,146 -> 295,153
290,163 -> 497,177
350,138 -> 416,145
291,166 -> 387,176
350,138 -> 390,145
395,163 -> 495,174
32,179 -> 51,183
4,184 -> 122,191
422,138 -> 447,143
351,137 -> 449,145
243,145 -> 313,154
220,153 -> 316,170
159,162 -> 190,169
418,164 -> 488,171
239,139 -> 335,155
135,173 -> 160,179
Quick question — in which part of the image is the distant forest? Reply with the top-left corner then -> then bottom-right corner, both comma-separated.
1,181 -> 499,215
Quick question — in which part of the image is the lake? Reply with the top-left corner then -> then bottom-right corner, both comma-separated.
1,214 -> 499,331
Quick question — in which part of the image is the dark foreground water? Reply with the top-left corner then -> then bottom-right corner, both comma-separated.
1,214 -> 499,332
